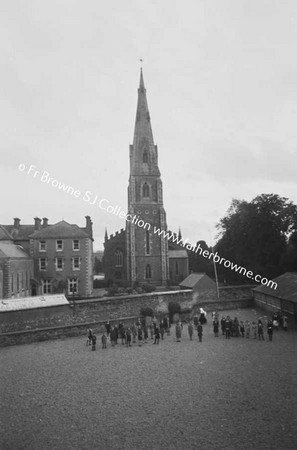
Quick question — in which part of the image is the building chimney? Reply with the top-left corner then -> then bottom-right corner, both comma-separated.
13,218 -> 20,228
34,217 -> 42,230
85,215 -> 93,238
42,218 -> 48,227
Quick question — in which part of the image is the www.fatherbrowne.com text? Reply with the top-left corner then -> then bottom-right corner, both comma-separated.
18,163 -> 277,290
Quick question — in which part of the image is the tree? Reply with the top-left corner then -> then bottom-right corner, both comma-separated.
215,194 -> 297,284
188,240 -> 215,278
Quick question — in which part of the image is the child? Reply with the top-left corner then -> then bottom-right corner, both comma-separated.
240,321 -> 245,338
245,321 -> 250,338
101,332 -> 107,349
252,321 -> 257,339
91,334 -> 97,351
197,323 -> 203,342
126,327 -> 132,347
188,322 -> 194,340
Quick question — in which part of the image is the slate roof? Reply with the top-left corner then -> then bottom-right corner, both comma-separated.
168,250 -> 188,258
0,294 -> 69,312
29,220 -> 90,239
0,242 -> 30,258
0,226 -> 13,241
179,272 -> 206,288
253,272 -> 297,303
3,225 -> 36,240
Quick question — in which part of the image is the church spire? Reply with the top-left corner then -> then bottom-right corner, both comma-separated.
130,69 -> 160,176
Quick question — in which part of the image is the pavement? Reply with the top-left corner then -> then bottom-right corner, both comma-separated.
0,307 -> 297,450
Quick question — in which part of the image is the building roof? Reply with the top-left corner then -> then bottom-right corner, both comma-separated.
168,250 -> 188,258
0,225 -> 13,241
0,294 -> 69,312
0,241 -> 30,258
3,225 -> 36,240
253,272 -> 297,303
29,220 -> 90,239
179,272 -> 206,288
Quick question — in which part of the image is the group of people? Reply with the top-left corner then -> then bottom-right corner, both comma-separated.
210,310 -> 288,341
86,308 -> 289,350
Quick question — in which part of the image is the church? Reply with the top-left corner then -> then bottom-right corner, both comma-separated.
103,70 -> 188,287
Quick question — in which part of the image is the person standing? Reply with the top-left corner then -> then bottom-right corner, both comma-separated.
258,320 -> 265,340
213,319 -> 219,337
197,323 -> 203,342
221,317 -> 226,335
154,326 -> 160,344
91,334 -> 97,351
188,322 -> 194,340
245,321 -> 251,338
101,332 -> 107,349
137,326 -> 143,346
110,327 -> 117,347
225,317 -> 231,339
105,321 -> 111,338
126,327 -> 132,347
283,315 -> 288,331
176,322 -> 182,342
267,320 -> 273,341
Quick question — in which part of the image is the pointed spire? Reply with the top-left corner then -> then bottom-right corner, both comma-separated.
130,69 -> 160,177
104,227 -> 108,242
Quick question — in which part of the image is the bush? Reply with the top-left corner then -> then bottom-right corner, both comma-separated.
125,287 -> 133,295
140,307 -> 154,317
168,301 -> 181,315
142,283 -> 156,293
107,287 -> 118,297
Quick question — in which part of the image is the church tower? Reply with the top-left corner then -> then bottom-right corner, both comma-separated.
126,70 -> 169,285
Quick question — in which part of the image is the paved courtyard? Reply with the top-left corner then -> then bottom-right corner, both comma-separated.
1,307 -> 297,450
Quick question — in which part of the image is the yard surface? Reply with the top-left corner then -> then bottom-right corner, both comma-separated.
1,307 -> 297,450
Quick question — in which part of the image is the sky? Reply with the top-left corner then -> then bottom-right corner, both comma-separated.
1,0 -> 297,250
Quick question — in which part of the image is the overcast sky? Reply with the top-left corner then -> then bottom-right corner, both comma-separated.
1,0 -> 297,250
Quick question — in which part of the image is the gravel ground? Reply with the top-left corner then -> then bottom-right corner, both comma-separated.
1,307 -> 297,450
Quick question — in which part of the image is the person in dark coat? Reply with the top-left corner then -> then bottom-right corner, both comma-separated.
213,319 -> 219,337
197,323 -> 203,342
126,328 -> 132,347
258,319 -> 265,340
154,326 -> 160,344
113,325 -> 118,344
267,320 -> 273,341
160,320 -> 165,340
193,314 -> 199,329
225,317 -> 231,339
120,326 -> 126,345
137,326 -> 143,346
91,334 -> 97,351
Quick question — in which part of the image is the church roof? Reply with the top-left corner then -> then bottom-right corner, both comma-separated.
29,220 -> 90,239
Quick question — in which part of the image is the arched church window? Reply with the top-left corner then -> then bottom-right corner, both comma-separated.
114,250 -> 123,267
143,182 -> 150,198
143,151 -> 148,163
145,230 -> 150,255
146,264 -> 152,279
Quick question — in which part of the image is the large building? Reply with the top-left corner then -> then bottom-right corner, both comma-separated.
1,216 -> 94,297
104,70 -> 188,287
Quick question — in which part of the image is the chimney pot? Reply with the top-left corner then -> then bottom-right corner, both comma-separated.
13,218 -> 20,228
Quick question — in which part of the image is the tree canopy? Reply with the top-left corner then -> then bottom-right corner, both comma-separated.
215,194 -> 297,284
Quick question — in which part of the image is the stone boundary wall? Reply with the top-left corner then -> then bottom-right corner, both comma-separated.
0,286 -> 255,346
